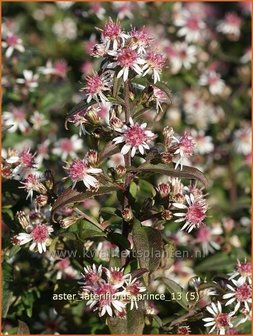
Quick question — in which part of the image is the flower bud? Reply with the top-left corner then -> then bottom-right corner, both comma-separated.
16,211 -> 30,230
116,165 -> 126,177
35,195 -> 48,208
122,208 -> 133,222
162,210 -> 173,221
44,170 -> 54,190
60,216 -> 78,229
163,126 -> 174,148
110,116 -> 123,130
161,152 -> 173,164
157,183 -> 170,198
86,150 -> 98,166
87,107 -> 99,124
173,193 -> 185,203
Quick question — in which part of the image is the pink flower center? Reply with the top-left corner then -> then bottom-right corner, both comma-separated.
31,224 -> 49,242
226,13 -> 241,27
127,282 -> 142,295
237,262 -> 252,276
85,75 -> 103,95
54,60 -> 67,76
85,271 -> 101,284
178,326 -> 190,334
117,48 -> 137,67
96,283 -> 116,305
20,151 -> 34,167
186,201 -> 206,225
208,75 -> 219,86
215,313 -> 230,328
179,133 -> 195,157
67,159 -> 88,181
110,270 -> 124,283
57,258 -> 70,270
125,124 -> 147,146
6,34 -> 18,46
13,108 -> 25,121
60,139 -> 74,153
235,283 -> 251,301
147,52 -> 165,70
187,17 -> 200,30
196,226 -> 210,241
103,20 -> 121,39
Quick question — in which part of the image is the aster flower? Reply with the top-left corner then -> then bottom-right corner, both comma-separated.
82,71 -> 112,103
223,278 -> 252,313
113,2 -> 134,20
89,3 -> 106,20
191,130 -> 214,155
52,135 -> 83,160
166,42 -> 197,74
99,18 -> 129,51
228,259 -> 252,284
233,124 -> 251,155
172,132 -> 195,170
173,193 -> 207,232
34,308 -> 67,333
30,111 -> 48,130
177,325 -> 191,334
16,70 -> 39,91
142,52 -> 166,83
64,158 -> 102,189
195,225 -> 222,256
108,47 -> 145,81
113,118 -> 155,157
2,32 -> 24,58
217,12 -> 241,40
3,107 -> 29,133
199,71 -> 225,95
175,10 -> 206,42
203,301 -> 234,334
123,275 -> 146,310
104,267 -> 131,288
38,59 -> 68,78
19,173 -> 47,200
14,223 -> 54,254
130,27 -> 152,55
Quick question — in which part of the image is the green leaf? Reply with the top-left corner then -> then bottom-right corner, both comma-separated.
17,320 -> 30,334
128,163 -> 208,188
107,306 -> 145,334
52,185 -> 119,217
107,232 -> 130,250
163,278 -> 188,310
76,220 -> 106,241
195,253 -> 235,272
132,220 -> 163,285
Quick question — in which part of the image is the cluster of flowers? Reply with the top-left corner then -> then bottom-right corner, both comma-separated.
80,264 -> 146,317
202,259 -> 252,335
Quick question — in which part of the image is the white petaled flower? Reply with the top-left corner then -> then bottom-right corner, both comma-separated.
113,118 -> 155,157
104,267 -> 131,288
199,71 -> 225,95
142,51 -> 165,83
203,301 -> 234,334
100,18 -> 129,51
123,275 -> 146,310
191,130 -> 214,155
166,42 -> 197,74
3,107 -> 29,133
113,2 -> 134,20
217,12 -> 241,40
81,264 -> 103,286
2,32 -> 25,58
175,10 -> 206,42
108,47 -> 145,82
15,223 -> 53,254
89,3 -> 106,20
34,308 -> 67,333
172,132 -> 195,169
30,111 -> 48,130
52,135 -> 83,160
195,225 -> 223,256
130,27 -> 152,55
233,125 -> 252,155
173,194 -> 207,232
19,173 -> 46,200
64,158 -> 102,189
52,18 -> 77,40
82,71 -> 112,103
223,278 -> 252,313
16,70 -> 39,91
228,259 -> 252,284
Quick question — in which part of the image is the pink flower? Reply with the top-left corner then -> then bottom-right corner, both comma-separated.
203,301 -> 234,334
130,27 -> 152,54
64,159 -> 102,189
195,225 -> 222,255
14,223 -> 54,254
100,18 -> 129,51
19,173 -> 46,200
217,12 -> 241,40
142,52 -> 166,83
2,32 -> 24,58
175,10 -> 206,42
52,135 -> 83,160
229,259 -> 252,284
173,194 -> 207,232
199,71 -> 225,95
16,70 -> 39,91
172,132 -> 195,169
3,107 -> 29,133
223,279 -> 252,313
109,47 -> 145,81
82,71 -> 112,103
113,118 -> 155,157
